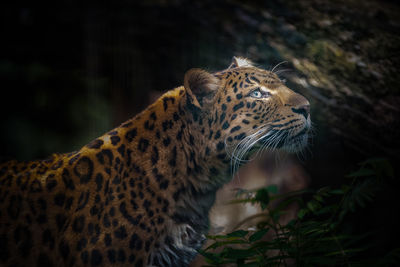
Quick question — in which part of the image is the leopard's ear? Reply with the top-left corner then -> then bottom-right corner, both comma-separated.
184,68 -> 220,109
228,56 -> 253,69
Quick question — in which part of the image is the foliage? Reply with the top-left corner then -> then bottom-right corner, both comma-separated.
200,158 -> 398,266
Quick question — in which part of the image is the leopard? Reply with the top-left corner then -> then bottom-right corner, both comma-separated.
0,57 -> 311,267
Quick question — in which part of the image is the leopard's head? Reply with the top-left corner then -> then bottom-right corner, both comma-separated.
184,57 -> 311,170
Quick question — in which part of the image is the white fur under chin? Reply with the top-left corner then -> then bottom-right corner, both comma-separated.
282,133 -> 309,153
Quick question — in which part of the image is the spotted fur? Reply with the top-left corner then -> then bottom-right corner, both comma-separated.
0,57 -> 310,267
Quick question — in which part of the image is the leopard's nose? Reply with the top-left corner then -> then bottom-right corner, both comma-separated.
291,104 -> 310,119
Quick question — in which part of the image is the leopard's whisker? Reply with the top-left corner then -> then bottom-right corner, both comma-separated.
271,61 -> 288,73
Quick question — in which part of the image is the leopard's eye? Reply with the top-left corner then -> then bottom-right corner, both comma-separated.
250,89 -> 262,98
249,88 -> 270,98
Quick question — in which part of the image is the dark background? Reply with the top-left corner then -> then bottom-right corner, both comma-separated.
1,0 -> 399,262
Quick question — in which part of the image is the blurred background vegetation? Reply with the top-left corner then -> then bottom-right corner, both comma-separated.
0,0 -> 399,265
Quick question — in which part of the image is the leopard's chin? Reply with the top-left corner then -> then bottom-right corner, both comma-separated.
242,132 -> 308,159
281,132 -> 308,153
263,126 -> 309,153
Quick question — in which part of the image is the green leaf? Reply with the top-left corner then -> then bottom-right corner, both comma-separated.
313,194 -> 324,202
313,206 -> 331,216
255,188 -> 270,209
198,250 -> 223,264
227,230 -> 249,238
275,196 -> 303,211
249,228 -> 269,242
324,248 -> 364,256
298,208 -> 308,219
206,234 -> 230,240
206,239 -> 249,250
329,189 -> 345,195
286,219 -> 297,228
346,168 -> 375,178
266,184 -> 278,194
366,157 -> 395,179
316,186 -> 331,196
306,200 -> 321,212
222,247 -> 259,259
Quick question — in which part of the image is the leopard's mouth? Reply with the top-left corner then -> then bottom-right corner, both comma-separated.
258,126 -> 309,152
228,125 -> 310,174
281,127 -> 310,152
